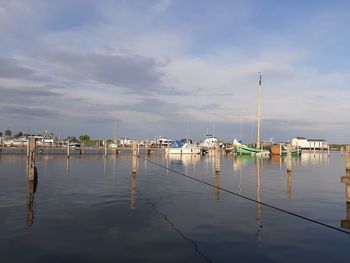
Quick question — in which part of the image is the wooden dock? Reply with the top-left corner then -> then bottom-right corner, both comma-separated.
0,145 -> 165,155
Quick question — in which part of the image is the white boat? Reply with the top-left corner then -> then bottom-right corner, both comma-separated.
199,134 -> 218,149
165,139 -> 200,155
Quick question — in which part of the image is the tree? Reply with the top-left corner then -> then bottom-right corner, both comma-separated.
66,136 -> 78,142
79,135 -> 91,143
0,131 -> 3,137
5,129 -> 12,138
14,131 -> 23,138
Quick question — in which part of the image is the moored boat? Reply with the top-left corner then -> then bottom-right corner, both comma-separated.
165,139 -> 200,155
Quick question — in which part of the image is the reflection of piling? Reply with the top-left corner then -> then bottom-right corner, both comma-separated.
341,170 -> 350,228
346,146 -> 350,171
27,167 -> 38,226
215,144 -> 221,173
215,170 -> 220,201
286,143 -> 292,172
287,170 -> 292,200
131,172 -> 137,209
341,202 -> 350,229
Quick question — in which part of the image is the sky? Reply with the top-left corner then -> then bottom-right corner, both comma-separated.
0,0 -> 349,143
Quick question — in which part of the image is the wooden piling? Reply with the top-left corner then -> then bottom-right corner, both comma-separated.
287,143 -> 292,172
346,146 -> 350,171
27,138 -> 36,181
215,144 -> 221,173
104,140 -> 108,157
341,146 -> 344,157
132,142 -> 137,173
327,145 -> 330,157
67,140 -> 70,158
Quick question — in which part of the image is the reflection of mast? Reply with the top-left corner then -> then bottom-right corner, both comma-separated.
256,158 -> 263,236
104,156 -> 107,176
113,156 -> 117,185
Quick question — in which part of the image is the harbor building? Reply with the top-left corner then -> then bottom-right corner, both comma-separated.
292,137 -> 328,149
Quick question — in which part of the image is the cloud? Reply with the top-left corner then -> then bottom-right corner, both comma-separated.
44,51 -> 167,94
0,57 -> 36,79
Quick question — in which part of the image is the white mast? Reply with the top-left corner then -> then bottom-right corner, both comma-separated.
114,109 -> 117,144
257,72 -> 262,149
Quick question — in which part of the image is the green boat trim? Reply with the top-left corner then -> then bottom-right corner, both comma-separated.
234,145 -> 269,155
281,148 -> 302,155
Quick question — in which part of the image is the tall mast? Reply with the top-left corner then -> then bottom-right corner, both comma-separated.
114,109 -> 117,143
257,72 -> 262,149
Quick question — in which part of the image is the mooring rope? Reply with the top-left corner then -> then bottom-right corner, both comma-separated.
139,192 -> 214,263
139,156 -> 350,236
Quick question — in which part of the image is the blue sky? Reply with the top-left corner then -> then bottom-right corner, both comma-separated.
0,0 -> 349,143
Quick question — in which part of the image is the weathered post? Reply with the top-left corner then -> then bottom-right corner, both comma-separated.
341,146 -> 344,157
104,140 -> 108,157
132,142 -> 137,174
215,143 -> 221,173
67,140 -> 70,158
287,143 -> 292,172
27,138 -> 36,181
346,146 -> 350,171
137,142 -> 140,156
327,145 -> 330,157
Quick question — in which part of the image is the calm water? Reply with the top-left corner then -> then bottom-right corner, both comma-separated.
1,151 -> 350,262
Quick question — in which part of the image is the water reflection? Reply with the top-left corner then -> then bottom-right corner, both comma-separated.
26,165 -> 38,226
215,171 -> 220,201
66,158 -> 70,176
131,172 -> 137,209
341,170 -> 350,229
287,170 -> 293,200
167,154 -> 199,174
256,158 -> 263,237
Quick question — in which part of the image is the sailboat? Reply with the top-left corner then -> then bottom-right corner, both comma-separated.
234,73 -> 270,156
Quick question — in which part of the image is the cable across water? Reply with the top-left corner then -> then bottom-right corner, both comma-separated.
139,156 -> 350,236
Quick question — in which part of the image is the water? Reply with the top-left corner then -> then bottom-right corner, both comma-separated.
1,151 -> 350,262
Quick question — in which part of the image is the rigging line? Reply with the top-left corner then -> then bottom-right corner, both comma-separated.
139,192 -> 214,263
139,156 -> 350,236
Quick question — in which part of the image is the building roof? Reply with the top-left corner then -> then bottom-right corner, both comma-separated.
294,137 -> 307,140
307,139 -> 326,142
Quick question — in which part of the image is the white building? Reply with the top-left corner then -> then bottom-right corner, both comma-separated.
292,137 -> 328,149
291,137 -> 308,148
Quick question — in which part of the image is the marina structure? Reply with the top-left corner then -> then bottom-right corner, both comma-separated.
292,137 -> 328,150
